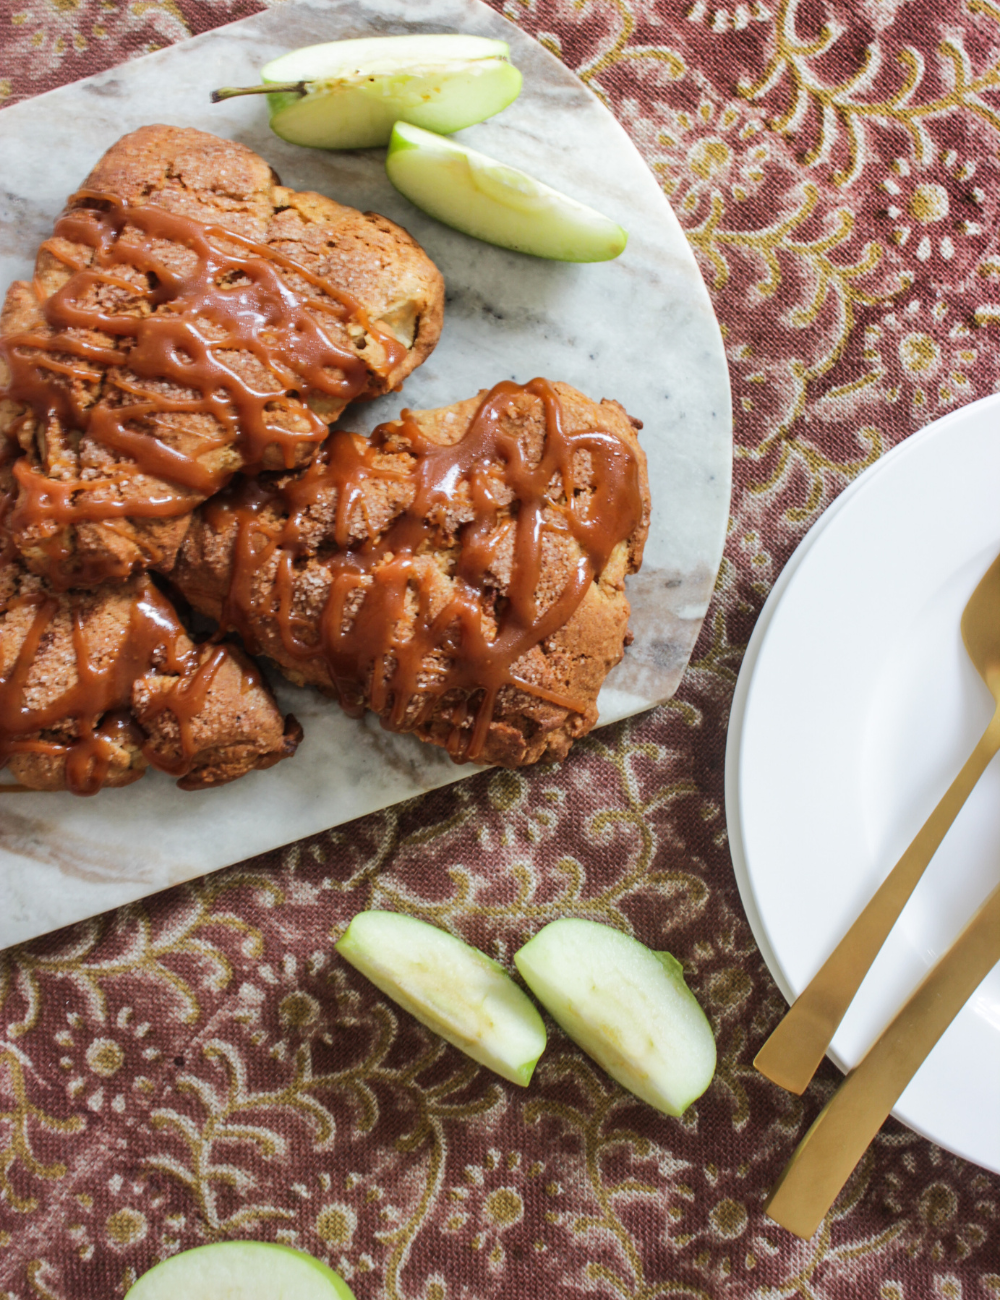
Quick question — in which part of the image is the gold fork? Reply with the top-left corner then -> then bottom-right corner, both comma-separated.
754,551 -> 1000,1095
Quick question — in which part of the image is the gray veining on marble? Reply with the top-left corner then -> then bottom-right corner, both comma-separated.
0,0 -> 732,947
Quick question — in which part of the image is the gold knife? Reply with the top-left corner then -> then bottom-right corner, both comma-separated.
765,878 -> 1000,1239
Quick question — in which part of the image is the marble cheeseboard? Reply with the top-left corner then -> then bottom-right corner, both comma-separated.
0,0 -> 733,947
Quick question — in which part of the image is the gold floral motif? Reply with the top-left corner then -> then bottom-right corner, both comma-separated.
525,1054 -> 713,1300
105,1208 -> 147,1248
146,1037 -> 339,1234
26,1259 -> 61,1300
0,1050 -> 83,1213
739,0 -> 1000,184
0,874 -> 281,1038
686,183 -> 900,513
566,0 -> 686,94
315,1203 -> 356,1248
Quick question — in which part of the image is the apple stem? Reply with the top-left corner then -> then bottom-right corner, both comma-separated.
211,81 -> 307,103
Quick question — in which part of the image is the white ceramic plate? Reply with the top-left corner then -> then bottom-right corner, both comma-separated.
0,0 -> 732,945
727,394 -> 1000,1173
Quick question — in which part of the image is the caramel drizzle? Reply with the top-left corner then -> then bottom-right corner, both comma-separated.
1,192 -> 407,534
0,575 -> 229,795
208,379 -> 643,763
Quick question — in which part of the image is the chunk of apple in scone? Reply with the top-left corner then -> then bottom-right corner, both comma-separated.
167,379 -> 649,768
0,124 -> 444,588
0,555 -> 300,794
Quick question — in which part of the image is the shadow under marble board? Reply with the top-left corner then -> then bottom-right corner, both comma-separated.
0,0 -> 732,947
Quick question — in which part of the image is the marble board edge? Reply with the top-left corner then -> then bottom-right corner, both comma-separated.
0,0 -> 734,949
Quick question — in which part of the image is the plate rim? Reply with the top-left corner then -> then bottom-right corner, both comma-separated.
725,391 -> 1000,1172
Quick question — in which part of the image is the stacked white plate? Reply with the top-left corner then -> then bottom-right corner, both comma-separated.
726,394 -> 1000,1173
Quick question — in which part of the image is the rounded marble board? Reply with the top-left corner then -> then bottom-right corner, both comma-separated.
0,0 -> 732,945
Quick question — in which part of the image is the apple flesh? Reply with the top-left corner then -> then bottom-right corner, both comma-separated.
229,34 -> 522,149
385,122 -> 628,262
513,919 -> 716,1115
335,911 -> 546,1085
124,1242 -> 357,1300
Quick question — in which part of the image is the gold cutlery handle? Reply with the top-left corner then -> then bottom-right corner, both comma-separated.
765,878 -> 1000,1239
754,707 -> 1000,1095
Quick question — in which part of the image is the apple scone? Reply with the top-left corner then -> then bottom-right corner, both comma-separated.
167,379 -> 650,767
0,549 -> 301,794
0,126 -> 651,786
0,125 -> 445,589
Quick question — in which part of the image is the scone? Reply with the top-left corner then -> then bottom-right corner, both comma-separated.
0,125 -> 445,588
168,378 -> 650,767
0,552 -> 300,794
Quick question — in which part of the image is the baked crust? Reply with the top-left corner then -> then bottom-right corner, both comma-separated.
0,128 -> 650,783
169,381 -> 650,768
0,556 -> 300,793
0,125 -> 445,588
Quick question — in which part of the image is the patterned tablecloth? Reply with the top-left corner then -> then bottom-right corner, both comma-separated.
2,0 -> 1000,1296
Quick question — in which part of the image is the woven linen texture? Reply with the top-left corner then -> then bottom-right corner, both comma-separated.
1,0 -> 999,1296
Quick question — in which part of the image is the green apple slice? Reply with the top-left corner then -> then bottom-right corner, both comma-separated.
335,911 -> 546,1085
385,123 -> 628,262
514,919 -> 716,1115
213,35 -> 522,150
125,1242 -> 357,1300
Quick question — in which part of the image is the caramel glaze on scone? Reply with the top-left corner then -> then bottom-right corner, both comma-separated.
0,125 -> 445,589
167,379 -> 650,768
0,549 -> 301,795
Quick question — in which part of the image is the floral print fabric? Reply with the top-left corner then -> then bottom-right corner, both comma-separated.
1,0 -> 999,1296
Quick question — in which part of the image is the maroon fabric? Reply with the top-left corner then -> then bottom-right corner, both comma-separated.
2,1 -> 999,1296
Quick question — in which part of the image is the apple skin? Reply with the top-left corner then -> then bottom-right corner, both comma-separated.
261,34 -> 522,150
336,910 -> 546,1085
514,919 -> 716,1116
385,122 -> 628,262
124,1241 -> 357,1300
